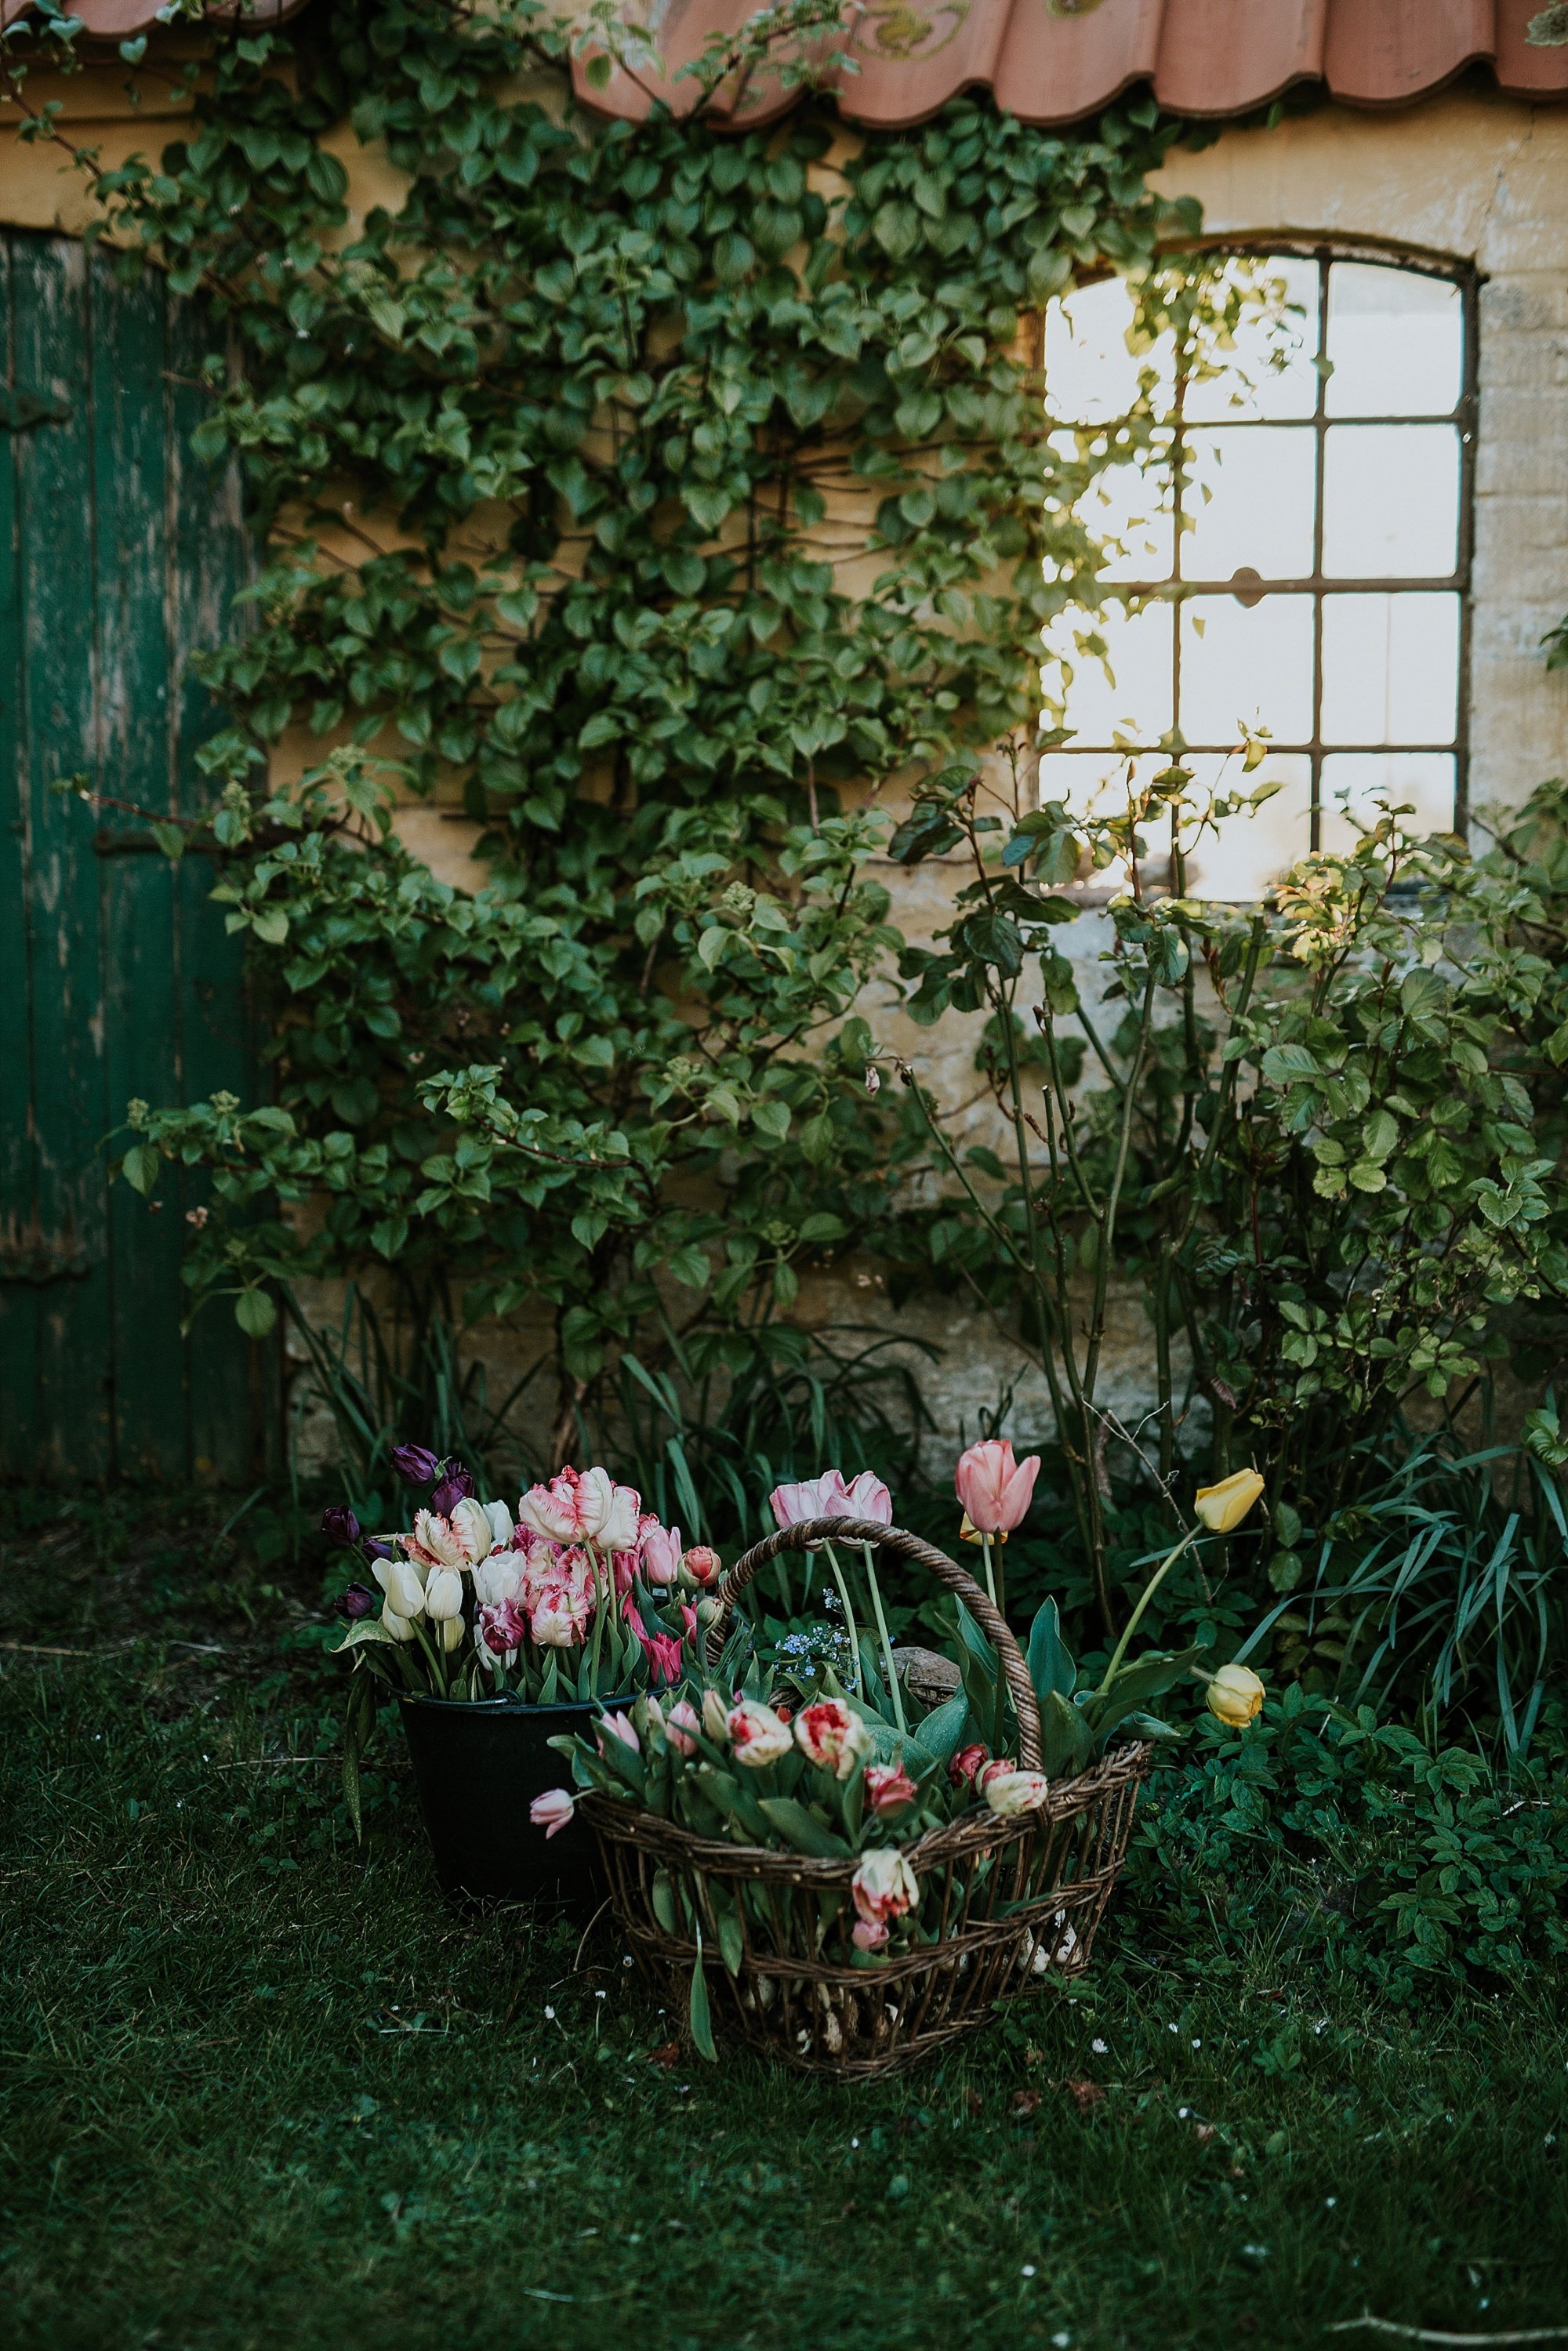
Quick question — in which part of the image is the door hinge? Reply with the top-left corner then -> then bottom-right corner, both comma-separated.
0,388 -> 69,432
0,1228 -> 93,1284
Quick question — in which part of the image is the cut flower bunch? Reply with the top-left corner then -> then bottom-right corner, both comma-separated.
529,1452 -> 1269,2004
328,1444 -> 720,1707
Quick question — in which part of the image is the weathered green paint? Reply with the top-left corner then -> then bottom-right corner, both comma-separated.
0,232 -> 265,1481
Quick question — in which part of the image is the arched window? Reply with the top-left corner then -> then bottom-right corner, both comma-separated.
1042,246 -> 1475,898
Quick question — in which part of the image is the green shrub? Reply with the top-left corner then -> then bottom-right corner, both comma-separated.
1127,1688 -> 1568,1996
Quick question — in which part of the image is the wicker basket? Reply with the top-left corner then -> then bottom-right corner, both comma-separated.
581,1517 -> 1151,2078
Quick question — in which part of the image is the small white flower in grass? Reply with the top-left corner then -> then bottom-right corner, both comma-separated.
1325,2197 -> 1337,2208
1021,2265 -> 1036,2277
543,2005 -> 556,2019
1053,2335 -> 1072,2349
1192,2038 -> 1201,2048
1091,2038 -> 1108,2054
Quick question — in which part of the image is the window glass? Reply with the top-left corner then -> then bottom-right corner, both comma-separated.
1043,251 -> 1472,894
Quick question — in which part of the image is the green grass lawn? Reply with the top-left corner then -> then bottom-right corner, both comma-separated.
2,1493 -> 1565,2349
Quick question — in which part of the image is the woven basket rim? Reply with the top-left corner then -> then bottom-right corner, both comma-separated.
577,1739 -> 1150,1884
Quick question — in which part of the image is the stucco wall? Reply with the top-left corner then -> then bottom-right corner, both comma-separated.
8,70 -> 1566,1465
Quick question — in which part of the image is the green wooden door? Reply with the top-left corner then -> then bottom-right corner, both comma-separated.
0,232 -> 264,1481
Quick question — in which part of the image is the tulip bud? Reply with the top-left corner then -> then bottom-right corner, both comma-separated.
336,1581 -> 377,1622
530,1787 -> 575,1840
702,1687 -> 731,1742
423,1567 -> 464,1621
1193,1468 -> 1265,1535
441,1614 -> 463,1652
1206,1662 -> 1265,1728
693,1595 -> 720,1628
320,1504 -> 361,1548
682,1544 -> 723,1587
430,1462 -> 477,1518
390,1442 -> 441,1487
364,1538 -> 394,1562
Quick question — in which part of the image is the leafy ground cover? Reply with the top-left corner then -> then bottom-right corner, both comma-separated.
2,1489 -> 1565,2350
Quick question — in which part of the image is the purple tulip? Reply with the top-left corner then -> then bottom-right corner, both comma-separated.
390,1442 -> 441,1487
336,1582 -> 378,1622
320,1504 -> 361,1547
364,1537 -> 394,1563
429,1460 -> 476,1516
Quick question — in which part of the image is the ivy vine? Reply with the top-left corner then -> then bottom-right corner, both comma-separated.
6,0 -> 1201,1461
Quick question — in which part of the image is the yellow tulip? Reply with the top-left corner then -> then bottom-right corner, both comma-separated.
1193,1468 -> 1265,1534
1207,1663 -> 1265,1728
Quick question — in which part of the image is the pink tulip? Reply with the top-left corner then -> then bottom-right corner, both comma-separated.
530,1787 -> 575,1840
851,1917 -> 889,1951
771,1468 -> 895,1533
641,1523 -> 684,1587
863,1761 -> 918,1816
596,1709 -> 641,1757
769,1470 -> 849,1529
727,1698 -> 793,1766
666,1700 -> 701,1756
949,1743 -> 990,1790
793,1697 -> 872,1780
478,1597 -> 526,1655
518,1465 -> 615,1545
641,1630 -> 684,1687
682,1544 -> 723,1587
954,1439 -> 1040,1536
840,1471 -> 893,1525
851,1846 -> 919,1927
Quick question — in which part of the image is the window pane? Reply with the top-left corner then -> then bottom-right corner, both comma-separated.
1319,752 -> 1457,854
1069,457 -> 1174,582
1178,753 -> 1312,901
1046,277 -> 1174,425
1320,593 -> 1460,746
1043,602 -> 1173,744
1325,263 -> 1463,417
1181,426 -> 1316,581
1322,425 -> 1459,579
1180,593 -> 1313,746
1037,749 -> 1165,894
1185,256 -> 1320,423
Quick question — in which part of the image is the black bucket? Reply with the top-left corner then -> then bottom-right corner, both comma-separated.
397,1692 -> 619,1910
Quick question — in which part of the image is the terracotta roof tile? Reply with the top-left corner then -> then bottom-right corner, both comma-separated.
572,0 -> 1568,130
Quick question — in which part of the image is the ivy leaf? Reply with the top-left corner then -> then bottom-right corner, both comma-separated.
873,201 -> 920,259
234,1288 -> 277,1340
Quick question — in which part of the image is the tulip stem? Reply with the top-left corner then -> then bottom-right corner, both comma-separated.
822,1542 -> 862,1698
980,1530 -> 1005,1620
861,1541 -> 906,1736
1092,1527 -> 1200,1700
588,1547 -> 608,1696
412,1616 -> 448,1699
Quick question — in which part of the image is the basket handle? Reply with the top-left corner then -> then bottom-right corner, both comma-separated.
703,1516 -> 1042,1772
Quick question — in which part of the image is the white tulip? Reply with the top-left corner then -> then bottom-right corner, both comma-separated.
441,1615 -> 464,1652
474,1549 -> 525,1608
375,1558 -> 427,1620
485,1498 -> 515,1550
381,1606 -> 417,1644
423,1566 -> 465,1622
